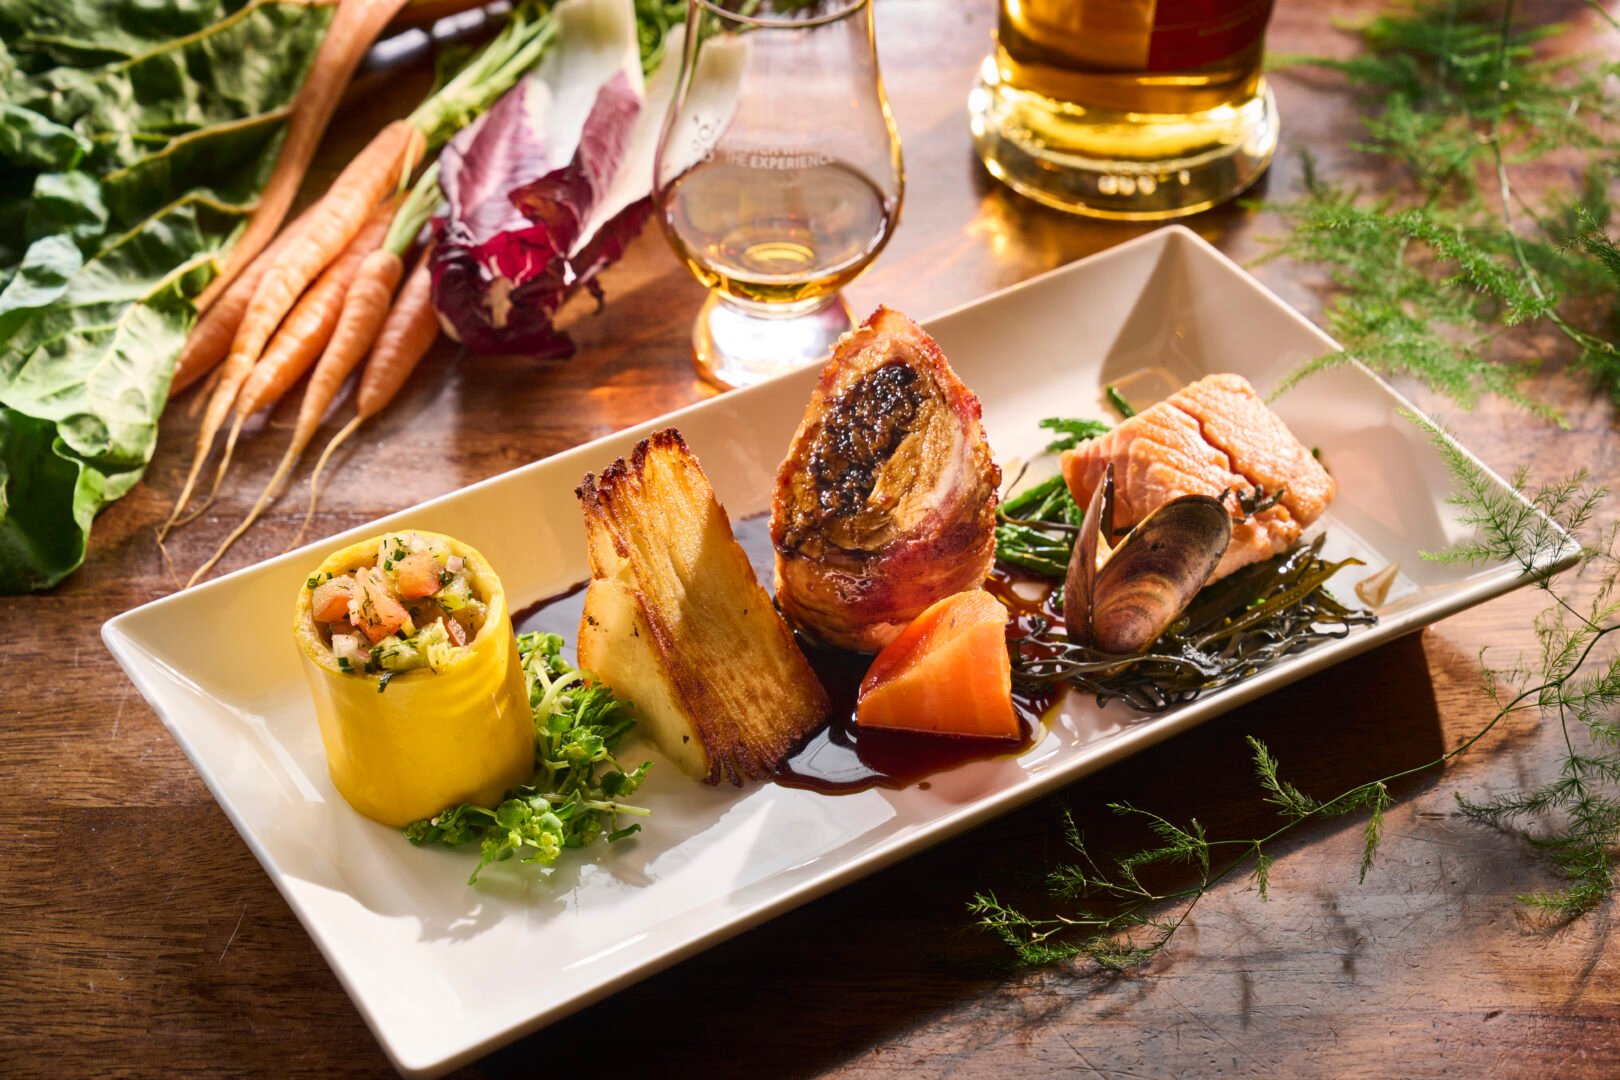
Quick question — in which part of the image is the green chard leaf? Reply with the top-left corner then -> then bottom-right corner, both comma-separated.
24,172 -> 107,254
0,410 -> 103,592
0,234 -> 81,349
0,0 -> 332,592
0,104 -> 89,170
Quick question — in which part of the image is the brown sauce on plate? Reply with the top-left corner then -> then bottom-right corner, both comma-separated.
513,581 -> 588,645
773,642 -> 1057,794
516,515 -> 1062,796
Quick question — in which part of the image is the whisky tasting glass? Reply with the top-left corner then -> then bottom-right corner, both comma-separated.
653,0 -> 904,389
969,0 -> 1279,220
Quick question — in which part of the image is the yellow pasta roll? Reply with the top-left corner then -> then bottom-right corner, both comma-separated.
292,531 -> 533,827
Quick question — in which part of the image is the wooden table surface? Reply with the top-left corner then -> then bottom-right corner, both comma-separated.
6,1 -> 1619,1076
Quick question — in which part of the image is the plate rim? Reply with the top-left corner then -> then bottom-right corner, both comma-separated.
102,223 -> 1578,1076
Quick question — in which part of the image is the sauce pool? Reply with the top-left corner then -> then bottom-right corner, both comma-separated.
514,516 -> 1063,795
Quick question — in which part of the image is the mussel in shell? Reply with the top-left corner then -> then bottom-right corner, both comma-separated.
1064,463 -> 1232,655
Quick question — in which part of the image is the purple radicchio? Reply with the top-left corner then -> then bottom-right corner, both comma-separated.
432,0 -> 670,357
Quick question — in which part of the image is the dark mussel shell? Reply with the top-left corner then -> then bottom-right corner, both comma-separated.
1063,461 -> 1116,645
1065,463 -> 1233,655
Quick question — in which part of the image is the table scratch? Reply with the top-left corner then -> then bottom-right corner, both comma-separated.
219,903 -> 247,964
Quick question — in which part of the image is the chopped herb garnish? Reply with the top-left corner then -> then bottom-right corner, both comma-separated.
377,671 -> 395,693
338,657 -> 352,673
405,632 -> 651,883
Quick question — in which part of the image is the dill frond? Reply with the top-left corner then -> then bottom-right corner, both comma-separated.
1248,736 -> 1320,821
1262,0 -> 1620,411
972,412 -> 1619,968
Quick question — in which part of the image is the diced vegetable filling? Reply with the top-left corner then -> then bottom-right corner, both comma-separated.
306,533 -> 487,677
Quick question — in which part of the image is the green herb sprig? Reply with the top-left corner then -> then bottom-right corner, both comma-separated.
406,632 -> 651,884
1260,0 -> 1620,414
995,472 -> 1085,579
973,414 -> 1617,967
1039,417 -> 1111,452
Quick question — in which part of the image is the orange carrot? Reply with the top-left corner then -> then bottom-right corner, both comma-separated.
855,589 -> 1020,740
355,244 -> 441,419
238,203 -> 398,421
171,205 -> 315,398
188,247 -> 409,586
194,0 -> 412,314
296,243 -> 441,544
190,200 -> 399,526
158,119 -> 424,541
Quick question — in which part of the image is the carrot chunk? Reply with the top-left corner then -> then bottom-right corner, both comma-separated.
855,589 -> 1019,739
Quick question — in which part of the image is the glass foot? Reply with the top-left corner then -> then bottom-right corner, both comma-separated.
692,293 -> 854,390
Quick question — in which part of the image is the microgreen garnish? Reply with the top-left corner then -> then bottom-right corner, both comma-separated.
406,632 -> 651,883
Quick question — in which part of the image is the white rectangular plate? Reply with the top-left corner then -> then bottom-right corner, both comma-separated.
104,226 -> 1571,1077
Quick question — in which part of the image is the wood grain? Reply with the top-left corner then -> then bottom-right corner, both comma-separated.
4,1 -> 1619,1076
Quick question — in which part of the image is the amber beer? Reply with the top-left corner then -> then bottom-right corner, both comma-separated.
970,0 -> 1278,219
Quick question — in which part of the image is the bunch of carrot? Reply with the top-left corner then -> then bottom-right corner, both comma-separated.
163,0 -> 562,586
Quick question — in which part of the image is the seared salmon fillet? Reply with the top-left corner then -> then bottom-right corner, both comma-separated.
1061,374 -> 1333,580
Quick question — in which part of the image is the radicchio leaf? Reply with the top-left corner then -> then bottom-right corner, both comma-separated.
571,196 -> 654,310
510,70 -> 640,252
431,0 -> 656,357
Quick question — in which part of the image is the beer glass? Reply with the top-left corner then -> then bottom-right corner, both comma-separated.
969,0 -> 1279,220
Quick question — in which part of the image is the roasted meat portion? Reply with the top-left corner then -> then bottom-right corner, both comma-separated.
771,307 -> 1000,652
1060,374 -> 1335,581
577,429 -> 829,785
